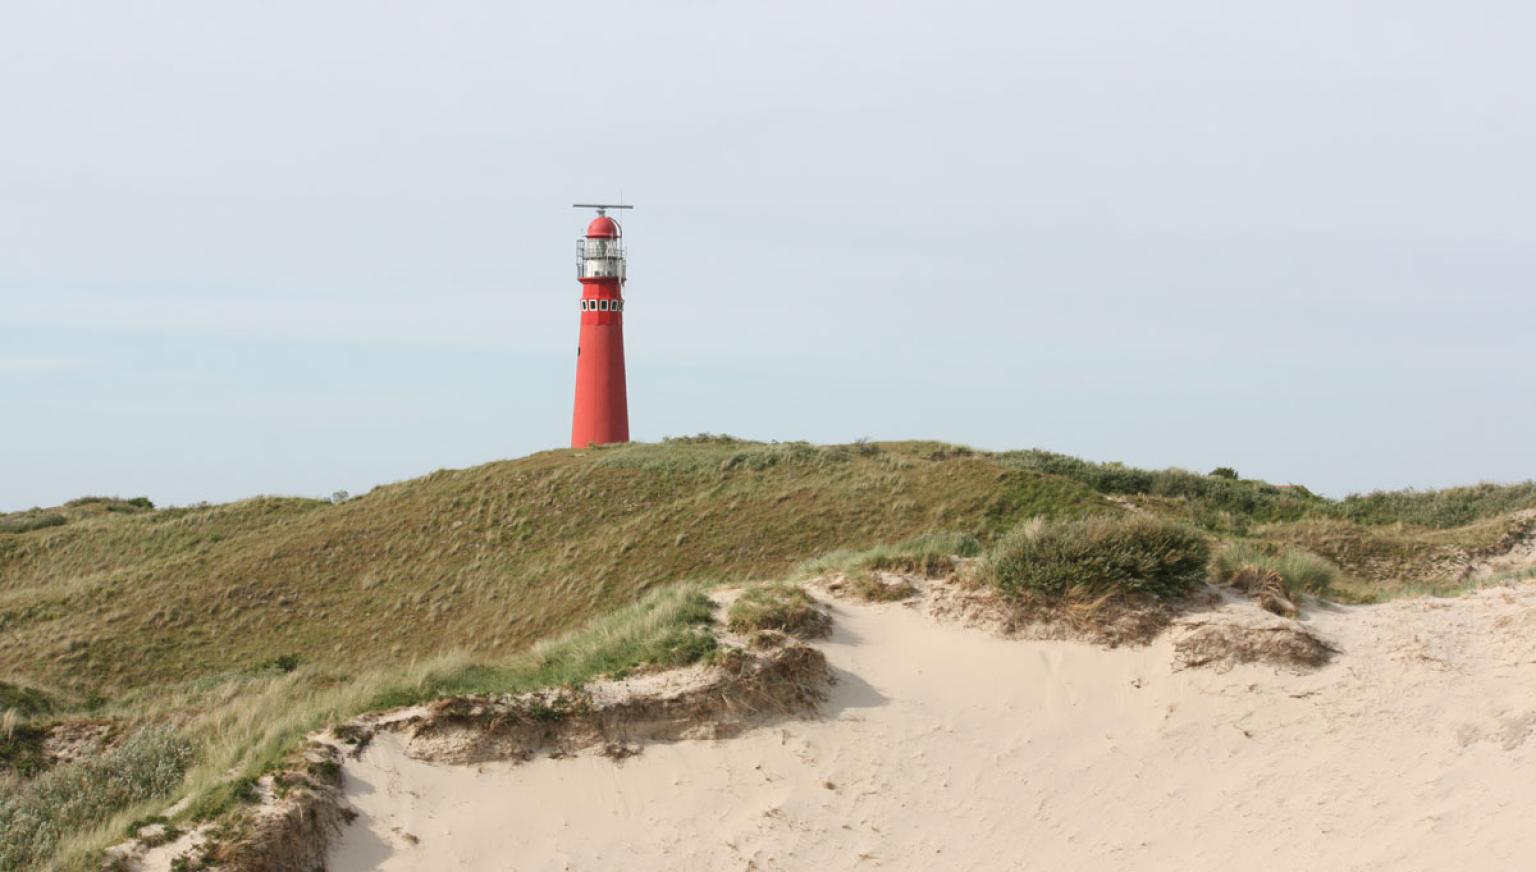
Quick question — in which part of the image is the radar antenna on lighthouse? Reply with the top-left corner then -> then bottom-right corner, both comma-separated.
569,203 -> 633,447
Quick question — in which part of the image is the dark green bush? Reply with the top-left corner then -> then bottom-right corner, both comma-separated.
260,654 -> 300,673
989,515 -> 1211,598
0,682 -> 53,717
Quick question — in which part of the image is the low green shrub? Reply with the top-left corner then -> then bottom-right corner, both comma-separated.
259,654 -> 300,674
1212,542 -> 1339,598
0,726 -> 194,869
989,515 -> 1210,599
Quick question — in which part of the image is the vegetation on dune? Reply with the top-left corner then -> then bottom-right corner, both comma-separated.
10,582 -> 720,870
0,497 -> 155,536
989,515 -> 1211,599
998,449 -> 1536,533
2,439 -> 1526,698
0,513 -> 69,535
1257,511 -> 1536,599
0,726 -> 193,870
1209,542 -> 1344,616
798,530 -> 982,578
997,450 -> 1327,528
1,682 -> 57,780
1211,542 -> 1341,599
1335,482 -> 1536,529
728,583 -> 831,639
0,440 -> 1110,698
1,681 -> 53,718
798,531 -> 983,602
366,582 -> 718,709
1,438 -> 1532,868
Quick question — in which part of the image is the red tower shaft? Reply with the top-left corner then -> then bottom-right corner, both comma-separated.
570,209 -> 630,447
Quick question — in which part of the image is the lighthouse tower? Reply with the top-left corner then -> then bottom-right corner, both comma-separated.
570,204 -> 632,447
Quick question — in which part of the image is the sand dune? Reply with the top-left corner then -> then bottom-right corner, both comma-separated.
330,584 -> 1536,871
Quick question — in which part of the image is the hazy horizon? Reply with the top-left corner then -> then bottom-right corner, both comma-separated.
4,0 -> 1534,511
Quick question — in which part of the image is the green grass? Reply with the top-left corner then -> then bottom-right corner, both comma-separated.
989,515 -> 1212,599
797,531 -> 982,578
366,582 -> 718,709
1211,542 -> 1341,598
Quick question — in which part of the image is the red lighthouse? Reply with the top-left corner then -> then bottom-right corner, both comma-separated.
570,204 -> 632,447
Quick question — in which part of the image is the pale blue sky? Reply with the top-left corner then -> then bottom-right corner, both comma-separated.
3,0 -> 1533,510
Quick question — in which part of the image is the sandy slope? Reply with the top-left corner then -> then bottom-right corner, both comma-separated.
330,584 -> 1536,871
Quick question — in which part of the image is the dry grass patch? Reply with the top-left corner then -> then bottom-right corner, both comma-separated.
727,584 -> 831,639
843,573 -> 918,602
1173,618 -> 1336,672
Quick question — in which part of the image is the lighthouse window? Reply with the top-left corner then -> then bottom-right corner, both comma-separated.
601,300 -> 610,311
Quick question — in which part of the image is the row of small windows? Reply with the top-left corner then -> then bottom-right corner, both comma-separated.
581,299 -> 624,312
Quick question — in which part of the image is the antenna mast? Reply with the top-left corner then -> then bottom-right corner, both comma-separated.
573,203 -> 635,217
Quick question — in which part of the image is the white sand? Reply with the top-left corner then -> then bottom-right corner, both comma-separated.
330,585 -> 1536,871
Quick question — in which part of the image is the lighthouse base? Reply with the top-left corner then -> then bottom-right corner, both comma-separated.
570,321 -> 629,448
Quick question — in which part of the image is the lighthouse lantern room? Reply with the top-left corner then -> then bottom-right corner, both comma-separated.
569,204 -> 633,448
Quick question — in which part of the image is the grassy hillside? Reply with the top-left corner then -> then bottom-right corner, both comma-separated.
2,437 -> 1533,869
0,439 -> 1108,698
5,439 -> 1534,703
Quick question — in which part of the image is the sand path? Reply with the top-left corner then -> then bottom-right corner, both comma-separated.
330,584 -> 1536,870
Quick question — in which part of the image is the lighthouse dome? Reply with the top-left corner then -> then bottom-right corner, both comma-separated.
585,216 -> 620,238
